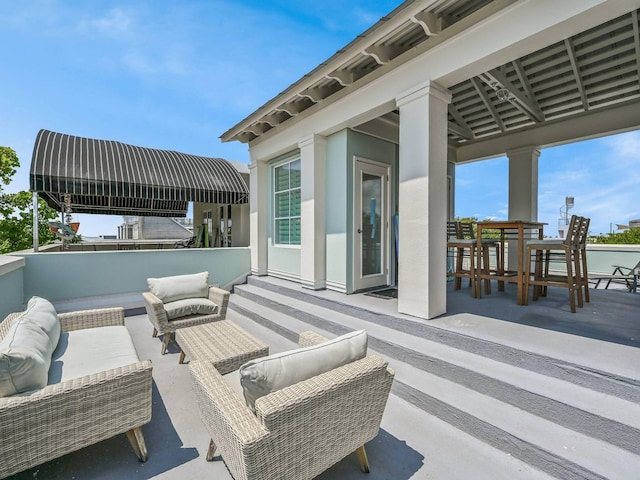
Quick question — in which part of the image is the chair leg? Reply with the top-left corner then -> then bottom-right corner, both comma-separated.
573,252 -> 584,309
581,249 -> 590,303
523,247 -> 532,305
161,332 -> 171,355
355,445 -> 370,473
565,253 -> 577,313
125,427 -> 148,462
206,439 -> 217,461
152,328 -> 158,338
482,246 -> 491,295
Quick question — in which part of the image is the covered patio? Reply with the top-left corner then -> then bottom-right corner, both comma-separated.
221,0 -> 640,320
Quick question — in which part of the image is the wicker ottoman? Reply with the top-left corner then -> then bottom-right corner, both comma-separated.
175,320 -> 269,374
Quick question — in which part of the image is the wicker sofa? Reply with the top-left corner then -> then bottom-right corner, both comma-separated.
142,271 -> 230,355
0,299 -> 153,479
189,330 -> 394,480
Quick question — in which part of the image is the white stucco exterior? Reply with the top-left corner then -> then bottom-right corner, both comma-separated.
224,0 -> 640,319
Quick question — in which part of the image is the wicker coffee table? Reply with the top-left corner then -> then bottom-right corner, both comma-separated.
175,320 -> 269,374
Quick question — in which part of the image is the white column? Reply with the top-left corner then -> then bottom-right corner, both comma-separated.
249,159 -> 268,275
507,145 -> 540,268
508,146 -> 540,221
396,81 -> 451,319
298,134 -> 327,289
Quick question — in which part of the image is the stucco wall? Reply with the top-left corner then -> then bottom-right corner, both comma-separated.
15,248 -> 250,304
0,256 -> 25,319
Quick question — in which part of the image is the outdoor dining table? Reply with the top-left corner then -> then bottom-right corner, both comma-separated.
475,220 -> 546,305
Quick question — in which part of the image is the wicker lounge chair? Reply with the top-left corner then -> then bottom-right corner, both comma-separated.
189,330 -> 394,480
142,272 -> 230,355
0,303 -> 152,479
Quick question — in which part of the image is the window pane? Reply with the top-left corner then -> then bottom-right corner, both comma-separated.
290,159 -> 301,188
274,163 -> 290,192
290,218 -> 301,245
275,192 -> 290,217
276,219 -> 290,244
290,189 -> 301,216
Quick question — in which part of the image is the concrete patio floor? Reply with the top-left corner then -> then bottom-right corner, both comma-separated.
6,280 -> 640,480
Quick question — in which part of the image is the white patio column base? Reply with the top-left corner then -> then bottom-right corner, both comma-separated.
396,81 -> 451,319
299,134 -> 327,290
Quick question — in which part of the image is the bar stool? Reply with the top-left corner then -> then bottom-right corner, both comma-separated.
523,215 -> 589,312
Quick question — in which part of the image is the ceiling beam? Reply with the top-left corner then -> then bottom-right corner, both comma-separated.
448,104 -> 474,140
455,99 -> 640,163
448,121 -> 474,140
470,77 -> 505,132
564,38 -> 589,111
482,69 -> 544,122
512,59 -> 536,102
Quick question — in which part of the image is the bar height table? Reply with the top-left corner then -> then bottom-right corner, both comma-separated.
475,220 -> 546,304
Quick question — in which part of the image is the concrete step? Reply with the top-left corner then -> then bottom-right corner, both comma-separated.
228,277 -> 640,479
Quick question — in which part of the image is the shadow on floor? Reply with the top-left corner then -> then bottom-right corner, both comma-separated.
8,381 -> 198,480
316,429 -> 423,480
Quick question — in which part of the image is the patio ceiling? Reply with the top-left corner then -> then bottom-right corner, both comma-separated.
30,129 -> 249,217
220,0 -> 640,160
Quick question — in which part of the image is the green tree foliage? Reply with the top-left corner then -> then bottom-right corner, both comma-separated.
592,227 -> 640,244
0,147 -> 58,253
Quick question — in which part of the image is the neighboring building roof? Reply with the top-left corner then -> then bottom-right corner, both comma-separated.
30,129 -> 249,217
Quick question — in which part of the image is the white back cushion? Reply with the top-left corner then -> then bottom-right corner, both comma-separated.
147,271 -> 209,303
0,296 -> 60,397
240,330 -> 367,411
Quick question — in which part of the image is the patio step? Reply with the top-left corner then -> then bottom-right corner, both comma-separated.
228,276 -> 640,480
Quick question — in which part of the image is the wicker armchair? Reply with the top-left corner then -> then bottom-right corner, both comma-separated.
189,331 -> 394,480
0,307 -> 153,479
142,285 -> 230,354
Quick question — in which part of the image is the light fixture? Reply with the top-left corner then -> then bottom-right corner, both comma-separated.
496,88 -> 510,102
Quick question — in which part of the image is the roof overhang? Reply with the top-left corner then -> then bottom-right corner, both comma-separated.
220,0 -> 640,161
30,129 -> 249,217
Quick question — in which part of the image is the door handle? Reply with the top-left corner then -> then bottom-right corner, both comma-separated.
357,228 -> 362,234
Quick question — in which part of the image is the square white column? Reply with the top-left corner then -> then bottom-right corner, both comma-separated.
249,159 -> 268,275
396,81 -> 451,319
507,146 -> 540,269
298,134 -> 327,289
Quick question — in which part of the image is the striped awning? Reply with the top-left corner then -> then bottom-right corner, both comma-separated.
30,129 -> 249,217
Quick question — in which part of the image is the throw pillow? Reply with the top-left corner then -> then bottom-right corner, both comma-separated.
147,271 -> 209,303
164,298 -> 218,320
240,329 -> 367,411
0,296 -> 60,397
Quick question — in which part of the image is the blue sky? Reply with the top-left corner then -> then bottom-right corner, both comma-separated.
1,0 -> 639,238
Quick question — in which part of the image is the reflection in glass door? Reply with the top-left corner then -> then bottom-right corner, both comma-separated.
354,158 -> 389,291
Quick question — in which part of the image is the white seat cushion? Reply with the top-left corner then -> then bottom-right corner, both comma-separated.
48,326 -> 140,384
164,298 -> 218,320
0,296 -> 60,397
147,271 -> 209,303
239,330 -> 367,411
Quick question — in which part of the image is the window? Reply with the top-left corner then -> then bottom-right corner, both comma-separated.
273,158 -> 301,245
